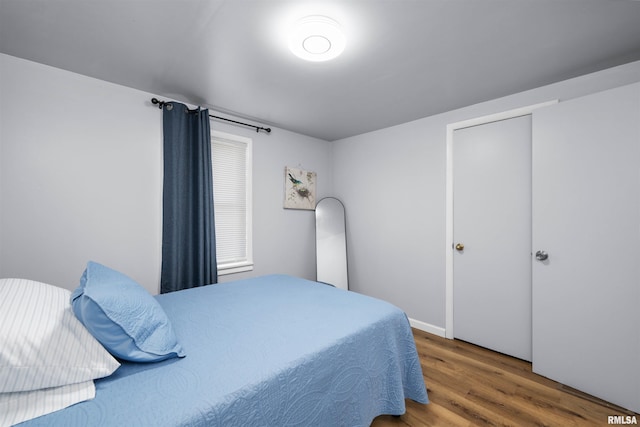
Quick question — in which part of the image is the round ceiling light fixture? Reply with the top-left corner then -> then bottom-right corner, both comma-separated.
289,15 -> 346,62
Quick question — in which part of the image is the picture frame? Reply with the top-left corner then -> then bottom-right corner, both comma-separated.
284,166 -> 316,210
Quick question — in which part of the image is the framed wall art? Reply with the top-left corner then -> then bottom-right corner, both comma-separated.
284,166 -> 316,210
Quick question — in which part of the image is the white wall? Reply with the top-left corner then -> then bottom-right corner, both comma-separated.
0,53 -> 332,293
0,53 -> 163,294
333,60 -> 640,334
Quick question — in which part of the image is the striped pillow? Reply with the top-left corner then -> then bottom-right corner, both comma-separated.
0,278 -> 120,393
0,380 -> 95,427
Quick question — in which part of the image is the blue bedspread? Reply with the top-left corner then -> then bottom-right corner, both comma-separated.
19,275 -> 428,426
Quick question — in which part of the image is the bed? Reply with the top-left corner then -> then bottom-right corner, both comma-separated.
2,267 -> 428,426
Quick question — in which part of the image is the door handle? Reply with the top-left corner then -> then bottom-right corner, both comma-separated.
535,250 -> 549,261
455,243 -> 464,251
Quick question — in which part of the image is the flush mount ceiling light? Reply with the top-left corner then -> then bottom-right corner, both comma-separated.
289,15 -> 346,62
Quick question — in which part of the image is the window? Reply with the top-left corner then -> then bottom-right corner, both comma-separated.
211,130 -> 253,275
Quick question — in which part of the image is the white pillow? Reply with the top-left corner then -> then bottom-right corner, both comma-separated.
0,381 -> 95,427
0,278 -> 120,393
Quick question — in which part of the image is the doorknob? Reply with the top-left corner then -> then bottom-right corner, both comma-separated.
455,243 -> 465,251
535,250 -> 549,261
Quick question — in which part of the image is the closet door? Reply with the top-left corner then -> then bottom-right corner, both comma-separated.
453,115 -> 532,361
532,83 -> 640,413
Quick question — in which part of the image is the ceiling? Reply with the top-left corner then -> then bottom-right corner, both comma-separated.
2,0 -> 640,141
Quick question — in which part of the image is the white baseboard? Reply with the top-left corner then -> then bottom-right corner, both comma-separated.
408,318 -> 447,338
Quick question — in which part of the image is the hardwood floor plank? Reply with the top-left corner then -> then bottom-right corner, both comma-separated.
371,329 -> 638,426
421,341 -> 589,425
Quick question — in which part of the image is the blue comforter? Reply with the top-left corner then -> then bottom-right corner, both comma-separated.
19,275 -> 428,426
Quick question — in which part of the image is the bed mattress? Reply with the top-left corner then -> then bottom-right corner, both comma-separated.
18,274 -> 428,426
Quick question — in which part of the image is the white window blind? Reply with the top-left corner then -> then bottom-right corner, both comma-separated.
211,130 -> 253,275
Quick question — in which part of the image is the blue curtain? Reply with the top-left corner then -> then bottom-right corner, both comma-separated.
160,102 -> 217,293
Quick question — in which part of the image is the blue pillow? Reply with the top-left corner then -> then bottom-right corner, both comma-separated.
71,261 -> 185,362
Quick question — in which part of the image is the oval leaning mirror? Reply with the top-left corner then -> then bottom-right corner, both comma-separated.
315,197 -> 348,290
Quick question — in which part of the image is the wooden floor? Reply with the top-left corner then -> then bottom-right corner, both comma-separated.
372,329 -> 638,426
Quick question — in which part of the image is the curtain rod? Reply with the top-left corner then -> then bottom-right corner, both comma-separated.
151,98 -> 271,134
